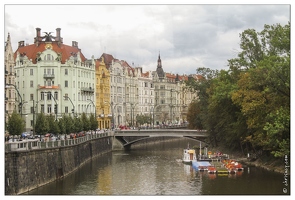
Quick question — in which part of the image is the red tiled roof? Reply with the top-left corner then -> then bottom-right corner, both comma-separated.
14,42 -> 87,64
142,71 -> 149,77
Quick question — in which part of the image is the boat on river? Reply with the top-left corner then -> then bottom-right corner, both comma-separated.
182,147 -> 197,164
192,160 -> 211,171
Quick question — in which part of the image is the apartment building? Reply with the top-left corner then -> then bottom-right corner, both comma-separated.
12,28 -> 95,132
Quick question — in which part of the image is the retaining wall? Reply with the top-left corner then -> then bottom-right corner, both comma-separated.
5,136 -> 112,195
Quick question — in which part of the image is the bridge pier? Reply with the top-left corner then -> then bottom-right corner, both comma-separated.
112,136 -> 125,150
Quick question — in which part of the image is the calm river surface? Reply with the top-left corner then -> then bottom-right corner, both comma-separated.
26,138 -> 289,195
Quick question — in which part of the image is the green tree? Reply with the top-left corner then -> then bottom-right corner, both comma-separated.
46,114 -> 60,134
63,114 -> 74,134
136,114 -> 150,126
89,113 -> 98,132
35,112 -> 49,135
6,110 -> 25,138
73,117 -> 82,133
186,100 -> 203,130
58,117 -> 66,135
80,112 -> 90,132
230,22 -> 290,157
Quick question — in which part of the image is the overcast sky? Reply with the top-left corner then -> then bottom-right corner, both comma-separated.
4,2 -> 291,75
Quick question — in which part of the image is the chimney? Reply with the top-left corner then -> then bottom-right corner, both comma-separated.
36,28 -> 41,37
54,28 -> 63,45
72,41 -> 78,48
56,28 -> 61,38
34,27 -> 41,46
18,41 -> 25,48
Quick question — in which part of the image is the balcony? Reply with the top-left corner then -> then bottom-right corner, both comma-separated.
81,87 -> 94,93
43,74 -> 55,79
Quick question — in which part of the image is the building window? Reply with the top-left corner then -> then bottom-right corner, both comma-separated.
54,92 -> 58,100
47,104 -> 52,113
30,69 -> 33,75
65,106 -> 68,113
41,92 -> 44,100
65,69 -> 68,75
65,80 -> 68,87
47,92 -> 52,100
30,107 -> 34,114
44,54 -> 54,61
30,94 -> 34,101
41,104 -> 44,113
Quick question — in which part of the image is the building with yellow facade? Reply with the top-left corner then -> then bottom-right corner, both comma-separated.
95,56 -> 111,129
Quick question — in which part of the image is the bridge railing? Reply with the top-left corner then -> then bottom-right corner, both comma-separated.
5,131 -> 113,152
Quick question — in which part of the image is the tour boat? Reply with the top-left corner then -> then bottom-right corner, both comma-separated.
182,148 -> 197,164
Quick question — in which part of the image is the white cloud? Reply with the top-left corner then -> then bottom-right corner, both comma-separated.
4,4 -> 291,75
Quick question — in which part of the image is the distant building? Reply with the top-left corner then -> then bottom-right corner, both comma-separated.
8,27 -> 198,132
4,33 -> 16,124
95,56 -> 111,129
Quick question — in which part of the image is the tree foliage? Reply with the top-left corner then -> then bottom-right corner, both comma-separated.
46,114 -> 60,134
35,112 -> 49,135
186,22 -> 290,158
136,114 -> 151,126
89,113 -> 98,132
6,110 -> 25,136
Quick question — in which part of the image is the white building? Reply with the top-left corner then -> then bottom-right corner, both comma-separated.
13,28 -> 95,132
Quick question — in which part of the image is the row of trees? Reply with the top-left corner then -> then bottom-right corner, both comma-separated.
6,111 -> 98,136
186,22 -> 290,159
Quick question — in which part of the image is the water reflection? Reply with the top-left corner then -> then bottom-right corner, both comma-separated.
26,138 -> 288,195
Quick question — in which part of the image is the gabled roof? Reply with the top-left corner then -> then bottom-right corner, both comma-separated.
14,42 -> 86,64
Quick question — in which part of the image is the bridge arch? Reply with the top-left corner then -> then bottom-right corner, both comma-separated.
113,129 -> 209,149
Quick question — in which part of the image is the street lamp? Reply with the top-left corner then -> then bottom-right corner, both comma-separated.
48,93 -> 58,121
32,99 -> 41,136
87,99 -> 96,118
63,96 -> 75,117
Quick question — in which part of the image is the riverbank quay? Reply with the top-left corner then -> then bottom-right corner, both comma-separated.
5,132 -> 113,195
5,131 -> 183,195
205,145 -> 287,174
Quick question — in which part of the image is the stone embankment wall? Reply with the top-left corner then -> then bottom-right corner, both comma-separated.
5,137 -> 112,195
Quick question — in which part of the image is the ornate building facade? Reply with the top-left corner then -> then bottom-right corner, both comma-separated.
4,33 -> 16,123
95,56 -> 111,129
6,28 -> 198,133
12,28 -> 95,132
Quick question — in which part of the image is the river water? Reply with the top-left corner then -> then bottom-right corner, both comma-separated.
26,138 -> 289,195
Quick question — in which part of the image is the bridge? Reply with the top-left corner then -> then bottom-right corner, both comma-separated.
113,129 -> 209,149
